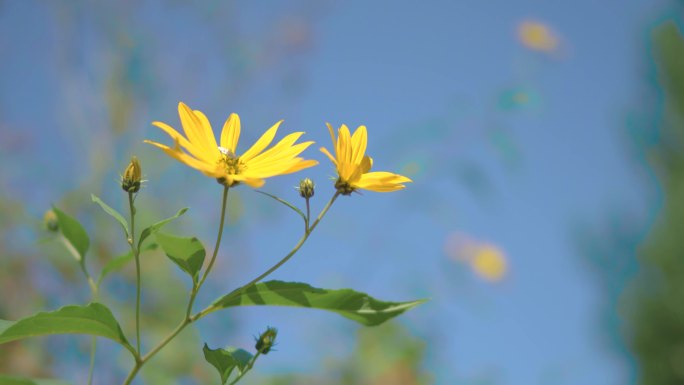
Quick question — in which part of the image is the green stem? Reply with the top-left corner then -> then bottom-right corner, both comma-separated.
59,235 -> 100,385
305,197 -> 311,232
197,192 -> 340,319
228,351 -> 261,385
86,335 -> 97,385
86,276 -> 99,385
128,192 -> 142,355
187,185 -> 229,316
121,186 -> 230,385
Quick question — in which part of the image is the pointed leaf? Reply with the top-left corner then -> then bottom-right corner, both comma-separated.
203,344 -> 253,384
0,303 -> 135,355
156,232 -> 205,282
255,190 -> 306,223
52,206 -> 89,263
211,281 -> 426,326
96,243 -> 158,285
138,208 -> 188,249
0,375 -> 72,385
91,194 -> 129,238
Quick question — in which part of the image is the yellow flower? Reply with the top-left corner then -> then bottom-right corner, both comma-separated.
320,123 -> 411,194
144,102 -> 318,188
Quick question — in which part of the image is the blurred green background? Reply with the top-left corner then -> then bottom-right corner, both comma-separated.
1,1 -> 684,384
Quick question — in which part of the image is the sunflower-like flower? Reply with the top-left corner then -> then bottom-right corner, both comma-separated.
320,123 -> 411,194
145,102 -> 318,188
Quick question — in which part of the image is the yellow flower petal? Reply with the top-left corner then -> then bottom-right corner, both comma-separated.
337,124 -> 352,165
178,102 -> 217,156
144,140 -> 220,178
247,132 -> 306,166
320,146 -> 337,165
241,120 -> 282,161
192,109 -> 219,153
220,113 -> 241,153
350,125 -> 367,165
151,121 -> 215,163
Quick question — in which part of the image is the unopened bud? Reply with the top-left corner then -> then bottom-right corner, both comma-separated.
298,178 -> 314,199
43,209 -> 59,232
255,326 -> 277,354
122,156 -> 142,193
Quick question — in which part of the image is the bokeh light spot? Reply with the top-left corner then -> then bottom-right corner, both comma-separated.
518,21 -> 559,52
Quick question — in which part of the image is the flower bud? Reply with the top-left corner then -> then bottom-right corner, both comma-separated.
298,178 -> 315,199
255,327 -> 277,354
43,209 -> 59,232
122,156 -> 142,193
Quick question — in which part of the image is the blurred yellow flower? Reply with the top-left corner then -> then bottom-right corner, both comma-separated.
518,21 -> 558,52
145,102 -> 318,188
320,123 -> 411,194
471,245 -> 507,282
443,232 -> 508,282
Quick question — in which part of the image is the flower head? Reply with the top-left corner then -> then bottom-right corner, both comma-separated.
145,102 -> 318,188
255,326 -> 278,354
320,123 -> 411,194
298,178 -> 315,199
121,156 -> 142,193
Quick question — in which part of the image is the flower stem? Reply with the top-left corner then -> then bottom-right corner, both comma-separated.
187,186 -> 229,315
228,351 -> 262,385
121,186 -> 230,385
59,235 -> 100,385
128,192 -> 142,356
86,277 -> 99,385
196,192 -> 340,319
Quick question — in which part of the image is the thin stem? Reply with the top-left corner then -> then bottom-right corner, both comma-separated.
305,198 -> 311,232
59,235 -> 100,385
197,192 -> 340,319
187,185 -> 229,316
86,336 -> 97,385
121,186 -> 230,385
228,351 -> 261,385
86,275 -> 99,385
128,192 -> 142,355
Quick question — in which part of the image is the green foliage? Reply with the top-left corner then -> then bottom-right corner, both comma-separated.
211,280 -> 426,326
156,232 -> 205,283
0,376 -> 72,385
203,344 -> 254,384
52,206 -> 89,263
138,207 -> 188,249
0,303 -> 134,355
97,242 -> 158,285
627,21 -> 684,385
91,194 -> 129,238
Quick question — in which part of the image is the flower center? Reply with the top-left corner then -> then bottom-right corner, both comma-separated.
216,147 -> 246,187
335,178 -> 355,195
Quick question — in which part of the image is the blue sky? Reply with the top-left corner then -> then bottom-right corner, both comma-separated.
0,1 -> 673,384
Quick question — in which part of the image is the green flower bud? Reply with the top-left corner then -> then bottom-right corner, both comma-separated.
43,209 -> 59,232
255,327 -> 277,354
122,156 -> 142,193
298,178 -> 315,199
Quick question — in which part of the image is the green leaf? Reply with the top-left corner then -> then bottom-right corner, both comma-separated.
52,206 -> 89,263
138,208 -> 188,249
255,190 -> 306,223
91,194 -> 129,238
0,375 -> 72,385
96,243 -> 158,285
203,344 -> 253,384
156,232 -> 205,282
211,281 -> 426,326
0,303 -> 134,355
